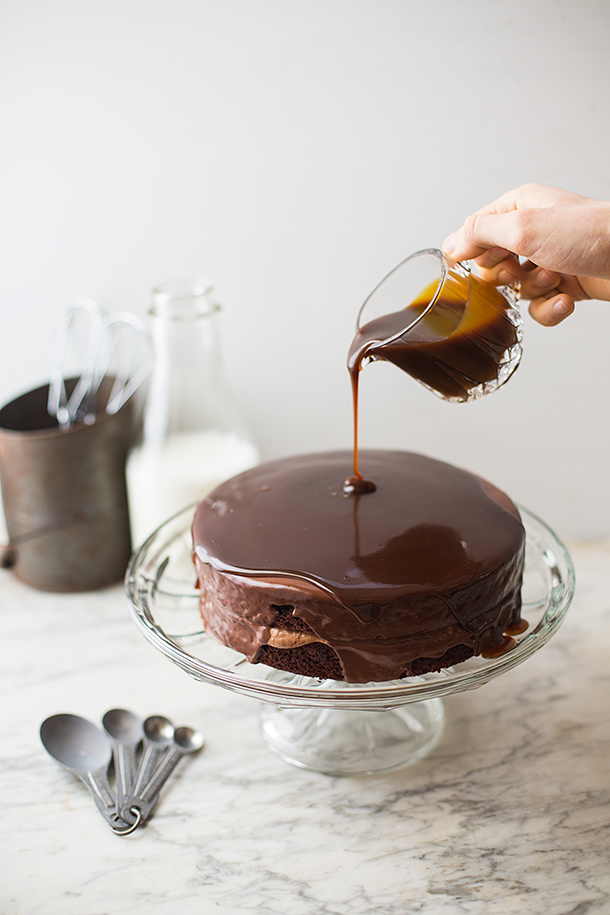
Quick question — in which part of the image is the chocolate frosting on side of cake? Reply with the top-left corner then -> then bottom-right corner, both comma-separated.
192,450 -> 525,682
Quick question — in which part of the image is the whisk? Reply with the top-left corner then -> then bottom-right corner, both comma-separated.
48,298 -> 153,429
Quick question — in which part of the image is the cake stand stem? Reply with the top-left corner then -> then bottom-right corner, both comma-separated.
259,697 -> 444,776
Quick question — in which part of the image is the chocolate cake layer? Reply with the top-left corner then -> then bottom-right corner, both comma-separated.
192,450 -> 525,683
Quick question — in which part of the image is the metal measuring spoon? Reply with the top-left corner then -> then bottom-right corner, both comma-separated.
101,708 -> 144,816
40,713 -> 137,834
122,725 -> 205,825
128,715 -> 175,806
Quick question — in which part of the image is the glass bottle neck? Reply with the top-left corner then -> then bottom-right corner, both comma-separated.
143,280 -> 236,444
150,278 -> 220,321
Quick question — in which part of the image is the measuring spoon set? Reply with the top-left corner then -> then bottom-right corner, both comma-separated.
40,709 -> 204,835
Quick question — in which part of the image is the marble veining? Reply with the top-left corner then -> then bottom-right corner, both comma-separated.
0,542 -> 609,915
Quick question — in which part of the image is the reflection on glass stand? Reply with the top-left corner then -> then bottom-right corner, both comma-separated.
125,506 -> 574,776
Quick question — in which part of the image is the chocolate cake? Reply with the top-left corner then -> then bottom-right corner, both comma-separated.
191,450 -> 526,683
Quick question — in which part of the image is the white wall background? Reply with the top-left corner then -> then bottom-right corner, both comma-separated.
1,0 -> 609,540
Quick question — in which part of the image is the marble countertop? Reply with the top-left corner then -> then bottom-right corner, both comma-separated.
1,540 -> 609,915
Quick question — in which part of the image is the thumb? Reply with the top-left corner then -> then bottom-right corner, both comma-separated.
443,212 -> 518,262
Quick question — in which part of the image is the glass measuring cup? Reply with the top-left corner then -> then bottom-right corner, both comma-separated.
350,248 -> 522,402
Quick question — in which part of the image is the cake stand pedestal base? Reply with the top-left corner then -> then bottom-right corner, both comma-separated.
259,697 -> 445,776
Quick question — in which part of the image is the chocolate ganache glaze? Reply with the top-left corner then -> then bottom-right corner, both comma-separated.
192,449 -> 525,682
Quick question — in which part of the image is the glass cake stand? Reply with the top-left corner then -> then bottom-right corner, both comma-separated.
125,505 -> 575,776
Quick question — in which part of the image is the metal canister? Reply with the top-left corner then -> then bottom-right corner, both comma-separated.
0,378 -> 133,591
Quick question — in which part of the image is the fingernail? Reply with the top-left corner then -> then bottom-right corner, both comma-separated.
499,267 -> 520,285
552,296 -> 571,316
536,270 -> 555,289
442,233 -> 456,254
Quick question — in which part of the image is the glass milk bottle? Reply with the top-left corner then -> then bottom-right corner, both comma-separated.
126,278 -> 259,546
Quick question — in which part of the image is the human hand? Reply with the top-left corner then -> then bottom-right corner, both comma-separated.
442,184 -> 610,326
